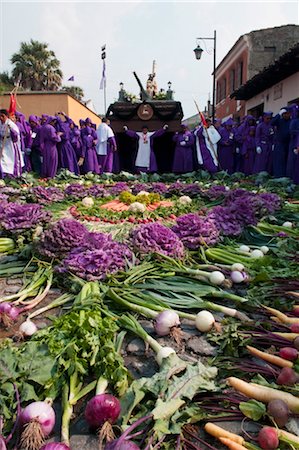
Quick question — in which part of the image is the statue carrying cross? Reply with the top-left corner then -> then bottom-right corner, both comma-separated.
146,60 -> 158,98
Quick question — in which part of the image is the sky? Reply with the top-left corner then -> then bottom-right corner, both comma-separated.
0,0 -> 298,119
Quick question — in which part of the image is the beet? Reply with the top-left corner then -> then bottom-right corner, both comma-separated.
277,367 -> 299,386
258,427 -> 279,450
279,347 -> 298,361
267,399 -> 289,427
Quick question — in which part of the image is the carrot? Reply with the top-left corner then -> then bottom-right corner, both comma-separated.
263,306 -> 299,324
276,427 -> 299,445
287,292 -> 299,299
246,345 -> 293,368
219,437 -> 248,450
227,377 -> 299,413
204,423 -> 244,445
274,332 -> 299,341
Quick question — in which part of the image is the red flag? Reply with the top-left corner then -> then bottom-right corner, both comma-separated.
199,111 -> 207,128
8,93 -> 17,116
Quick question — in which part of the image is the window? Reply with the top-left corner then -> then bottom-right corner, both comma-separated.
236,61 -> 243,88
216,81 -> 220,104
229,69 -> 235,94
222,78 -> 227,100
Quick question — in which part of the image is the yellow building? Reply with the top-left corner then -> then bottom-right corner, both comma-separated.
0,91 -> 101,126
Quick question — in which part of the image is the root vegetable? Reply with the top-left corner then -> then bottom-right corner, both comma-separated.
258,426 -> 279,450
277,367 -> 299,386
20,401 -> 55,450
246,345 -> 293,368
204,423 -> 244,445
219,437 -> 248,450
195,310 -> 215,332
209,271 -> 225,285
267,399 -> 289,427
279,347 -> 298,361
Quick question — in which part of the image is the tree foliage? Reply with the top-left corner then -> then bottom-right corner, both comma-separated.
61,85 -> 84,101
11,39 -> 63,91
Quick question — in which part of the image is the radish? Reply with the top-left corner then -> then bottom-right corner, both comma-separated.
267,399 -> 289,427
277,367 -> 299,386
20,400 -> 55,450
279,347 -> 298,361
290,323 -> 299,333
258,426 -> 279,449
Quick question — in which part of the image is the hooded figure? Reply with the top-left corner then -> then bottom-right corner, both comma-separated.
39,116 -> 61,178
286,105 -> 299,182
172,123 -> 195,173
252,112 -> 274,174
15,111 -> 32,172
80,125 -> 100,174
271,108 -> 291,177
28,115 -> 42,175
218,118 -> 235,174
194,119 -> 220,173
241,125 -> 256,175
0,109 -> 23,177
55,113 -> 79,175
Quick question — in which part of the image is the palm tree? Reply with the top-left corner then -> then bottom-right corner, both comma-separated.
11,40 -> 63,91
61,85 -> 84,101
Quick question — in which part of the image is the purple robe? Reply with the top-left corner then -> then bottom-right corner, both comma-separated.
253,121 -> 274,174
80,126 -> 100,174
194,127 -> 218,173
241,132 -> 256,176
286,118 -> 299,181
172,131 -> 195,173
70,127 -> 82,159
39,124 -> 61,178
271,114 -> 291,178
97,136 -> 117,173
218,126 -> 235,174
56,118 -> 79,175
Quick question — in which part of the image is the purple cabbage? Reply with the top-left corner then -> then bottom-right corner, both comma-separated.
131,183 -> 150,195
30,186 -> 65,204
0,203 -> 51,231
108,182 -> 130,196
204,185 -> 227,199
65,183 -> 87,198
150,182 -> 168,195
129,223 -> 184,259
87,184 -> 109,198
167,182 -> 185,196
207,206 -> 243,236
181,183 -> 202,197
254,193 -> 281,216
37,219 -> 88,259
59,237 -> 133,281
40,444 -> 70,450
172,213 -> 220,249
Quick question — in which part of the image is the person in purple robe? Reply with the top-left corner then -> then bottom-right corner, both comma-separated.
0,109 -> 23,177
235,115 -> 256,172
124,125 -> 167,173
55,112 -> 79,175
69,121 -> 82,160
271,108 -> 291,177
15,111 -> 32,172
172,124 -> 195,173
218,118 -> 235,174
240,126 -> 256,175
39,116 -> 61,178
286,105 -> 299,181
292,131 -> 299,184
96,117 -> 117,173
252,112 -> 274,174
80,124 -> 100,174
194,120 -> 220,174
28,115 -> 42,175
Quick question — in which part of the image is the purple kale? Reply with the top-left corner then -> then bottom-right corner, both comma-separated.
204,185 -> 227,200
131,183 -> 150,195
108,182 -> 130,196
172,213 -> 220,249
224,188 -> 252,203
0,193 -> 8,202
181,183 -> 202,197
30,186 -> 65,204
65,183 -> 87,199
80,231 -> 113,250
167,182 -> 185,196
87,184 -> 109,198
150,182 -> 168,195
59,239 -> 134,281
253,193 -> 282,216
207,206 -> 243,236
0,203 -> 51,231
129,223 -> 184,259
37,218 -> 88,259
229,197 -> 258,226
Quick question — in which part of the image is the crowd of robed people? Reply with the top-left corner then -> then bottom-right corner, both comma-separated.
0,105 -> 298,184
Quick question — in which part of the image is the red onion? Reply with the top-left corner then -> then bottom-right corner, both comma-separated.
0,303 -> 20,326
154,310 -> 180,336
20,401 -> 55,450
85,394 -> 121,430
40,444 -> 70,450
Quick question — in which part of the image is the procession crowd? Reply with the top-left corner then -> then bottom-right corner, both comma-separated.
0,105 -> 298,183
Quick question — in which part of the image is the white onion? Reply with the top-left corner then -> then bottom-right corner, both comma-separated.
231,263 -> 245,272
156,347 -> 176,366
251,249 -> 264,258
231,271 -> 247,284
195,310 -> 215,332
209,271 -> 225,285
19,319 -> 38,337
154,310 -> 180,336
239,245 -> 251,253
260,246 -> 269,254
282,221 -> 293,228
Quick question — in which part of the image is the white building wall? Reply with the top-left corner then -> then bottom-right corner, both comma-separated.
245,72 -> 299,114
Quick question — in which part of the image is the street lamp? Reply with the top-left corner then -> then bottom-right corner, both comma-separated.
193,30 -> 217,122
